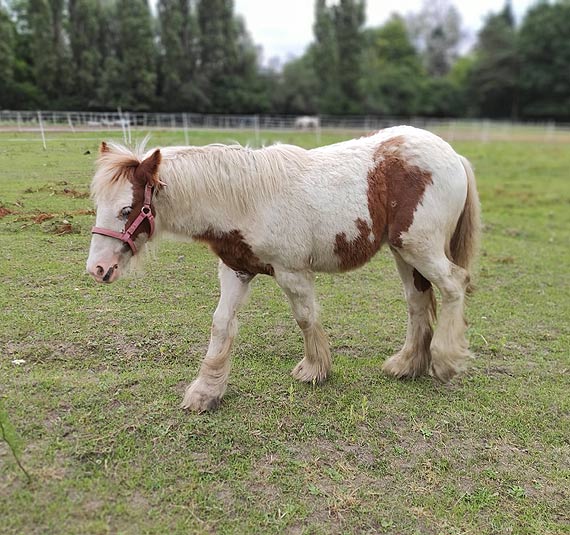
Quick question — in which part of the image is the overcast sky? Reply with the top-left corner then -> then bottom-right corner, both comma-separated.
234,0 -> 537,65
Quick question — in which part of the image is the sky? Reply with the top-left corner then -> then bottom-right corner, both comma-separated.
234,0 -> 537,65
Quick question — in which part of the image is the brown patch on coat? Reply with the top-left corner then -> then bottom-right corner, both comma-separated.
413,268 -> 432,292
193,229 -> 274,276
334,159 -> 388,270
334,135 -> 433,270
377,136 -> 433,248
334,218 -> 381,271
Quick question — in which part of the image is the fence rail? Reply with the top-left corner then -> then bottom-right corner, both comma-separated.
1,110 -> 569,145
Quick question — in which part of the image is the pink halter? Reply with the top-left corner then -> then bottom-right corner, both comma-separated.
91,183 -> 155,255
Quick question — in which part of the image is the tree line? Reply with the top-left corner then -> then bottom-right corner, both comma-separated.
1,0 -> 569,120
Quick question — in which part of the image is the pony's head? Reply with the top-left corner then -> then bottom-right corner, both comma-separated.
86,141 -> 163,283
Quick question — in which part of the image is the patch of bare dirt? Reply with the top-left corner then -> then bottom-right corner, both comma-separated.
61,187 -> 89,199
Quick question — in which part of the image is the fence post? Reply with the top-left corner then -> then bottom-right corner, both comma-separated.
37,111 -> 47,150
183,113 -> 189,145
254,115 -> 260,146
67,113 -> 75,133
126,112 -> 132,144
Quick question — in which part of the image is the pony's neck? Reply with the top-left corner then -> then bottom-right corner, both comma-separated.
155,145 -> 306,235
155,144 -> 307,236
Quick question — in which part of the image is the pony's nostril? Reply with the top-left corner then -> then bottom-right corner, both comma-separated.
102,266 -> 115,283
96,265 -> 104,277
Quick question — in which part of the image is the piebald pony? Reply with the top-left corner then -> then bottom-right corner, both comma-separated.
86,126 -> 480,412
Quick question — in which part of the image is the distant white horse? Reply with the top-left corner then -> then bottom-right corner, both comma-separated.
295,116 -> 320,130
87,126 -> 480,412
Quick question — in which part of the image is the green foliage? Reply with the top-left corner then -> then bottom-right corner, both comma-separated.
1,0 -> 570,119
518,1 -> 570,120
157,0 -> 202,111
333,0 -> 365,114
0,6 -> 20,107
67,0 -> 105,108
360,16 -> 426,115
272,49 -> 320,114
469,4 -> 520,118
312,0 -> 341,113
313,0 -> 365,114
114,0 -> 157,110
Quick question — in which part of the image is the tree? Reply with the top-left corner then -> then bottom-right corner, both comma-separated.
333,0 -> 365,114
312,0 -> 365,114
518,1 -> 570,120
312,0 -> 341,113
196,0 -> 264,113
157,0 -> 203,110
359,16 -> 426,115
271,47 -> 319,114
98,0 -> 157,110
23,0 -> 70,105
407,0 -> 462,77
468,3 -> 519,119
0,6 -> 17,106
68,0 -> 105,108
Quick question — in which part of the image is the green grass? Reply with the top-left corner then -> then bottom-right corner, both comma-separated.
1,130 -> 569,534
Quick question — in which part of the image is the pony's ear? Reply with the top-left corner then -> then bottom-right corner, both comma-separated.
133,149 -> 163,188
100,141 -> 110,154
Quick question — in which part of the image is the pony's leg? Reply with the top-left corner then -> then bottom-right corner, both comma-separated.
181,262 -> 252,412
382,250 -> 435,378
396,249 -> 471,382
274,270 -> 332,383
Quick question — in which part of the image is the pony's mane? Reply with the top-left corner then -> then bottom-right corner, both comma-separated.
160,142 -> 308,211
90,139 -> 309,211
90,139 -> 150,202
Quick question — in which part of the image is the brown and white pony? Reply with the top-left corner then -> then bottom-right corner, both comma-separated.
86,126 -> 480,412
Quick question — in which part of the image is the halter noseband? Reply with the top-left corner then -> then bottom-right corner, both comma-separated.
91,183 -> 155,255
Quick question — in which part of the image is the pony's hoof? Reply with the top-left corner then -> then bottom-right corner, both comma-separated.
428,348 -> 471,382
382,350 -> 430,379
292,358 -> 329,384
181,380 -> 222,413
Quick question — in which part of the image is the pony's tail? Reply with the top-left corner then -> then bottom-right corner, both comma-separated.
450,156 -> 481,294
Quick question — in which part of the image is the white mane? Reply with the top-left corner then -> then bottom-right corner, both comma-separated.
91,140 -> 309,213
159,143 -> 308,212
90,138 -> 151,202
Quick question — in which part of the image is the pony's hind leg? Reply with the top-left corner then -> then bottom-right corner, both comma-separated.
397,249 -> 471,382
382,249 -> 435,379
181,261 -> 252,412
274,270 -> 332,384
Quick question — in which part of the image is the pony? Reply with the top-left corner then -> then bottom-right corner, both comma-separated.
86,126 -> 480,412
294,116 -> 320,130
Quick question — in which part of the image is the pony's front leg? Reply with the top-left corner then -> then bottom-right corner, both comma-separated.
274,270 -> 332,384
181,261 -> 252,412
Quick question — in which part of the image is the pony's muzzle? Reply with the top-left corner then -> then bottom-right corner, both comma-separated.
88,262 -> 119,283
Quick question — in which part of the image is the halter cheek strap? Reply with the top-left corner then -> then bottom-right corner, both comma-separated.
91,183 -> 155,255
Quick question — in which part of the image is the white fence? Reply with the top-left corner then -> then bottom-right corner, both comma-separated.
1,110 -> 569,145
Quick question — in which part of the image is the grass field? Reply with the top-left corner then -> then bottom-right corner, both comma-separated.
1,129 -> 569,534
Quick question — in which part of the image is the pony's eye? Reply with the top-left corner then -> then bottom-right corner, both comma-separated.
120,206 -> 132,219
